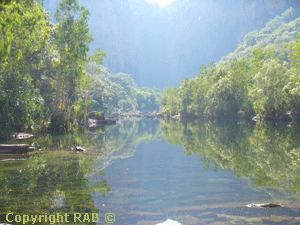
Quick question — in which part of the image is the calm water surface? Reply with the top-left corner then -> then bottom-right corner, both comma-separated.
1,118 -> 300,224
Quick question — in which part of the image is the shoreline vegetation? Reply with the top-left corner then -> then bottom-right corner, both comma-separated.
161,8 -> 300,123
0,0 -> 161,138
1,2 -> 300,140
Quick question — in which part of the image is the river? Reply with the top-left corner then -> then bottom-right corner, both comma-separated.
1,118 -> 300,225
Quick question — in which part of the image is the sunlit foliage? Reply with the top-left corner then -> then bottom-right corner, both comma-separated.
161,8 -> 300,121
0,0 -> 53,135
0,0 -> 160,136
86,65 -> 162,114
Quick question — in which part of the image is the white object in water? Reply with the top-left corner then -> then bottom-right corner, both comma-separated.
75,146 -> 86,152
156,219 -> 181,225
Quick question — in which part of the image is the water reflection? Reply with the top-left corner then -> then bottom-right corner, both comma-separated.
0,118 -> 163,224
90,118 -> 163,171
162,119 -> 300,205
2,118 -> 300,224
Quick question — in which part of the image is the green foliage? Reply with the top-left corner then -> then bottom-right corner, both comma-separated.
220,8 -> 299,64
205,76 -> 238,118
244,30 -> 258,46
88,47 -> 107,74
249,59 -> 288,119
72,97 -> 92,122
0,0 -> 102,136
134,87 -> 161,112
161,86 -> 180,115
53,0 -> 93,117
0,0 -> 161,137
0,0 -> 52,135
161,8 -> 300,121
86,65 -> 162,115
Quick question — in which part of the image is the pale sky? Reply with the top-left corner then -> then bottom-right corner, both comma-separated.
146,0 -> 176,7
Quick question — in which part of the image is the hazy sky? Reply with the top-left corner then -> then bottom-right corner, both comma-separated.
146,0 -> 175,7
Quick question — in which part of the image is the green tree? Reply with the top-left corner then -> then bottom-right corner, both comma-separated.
228,57 -> 253,117
161,86 -> 179,115
0,0 -> 52,135
205,76 -> 239,118
52,0 -> 93,130
179,77 -> 193,117
249,59 -> 288,119
88,47 -> 107,75
281,33 -> 300,120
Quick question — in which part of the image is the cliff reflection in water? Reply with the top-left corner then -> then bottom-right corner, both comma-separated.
162,119 -> 300,201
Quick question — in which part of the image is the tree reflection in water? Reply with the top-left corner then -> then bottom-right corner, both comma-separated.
3,118 -> 300,224
162,119 -> 300,200
0,118 -> 163,224
0,127 -> 110,224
